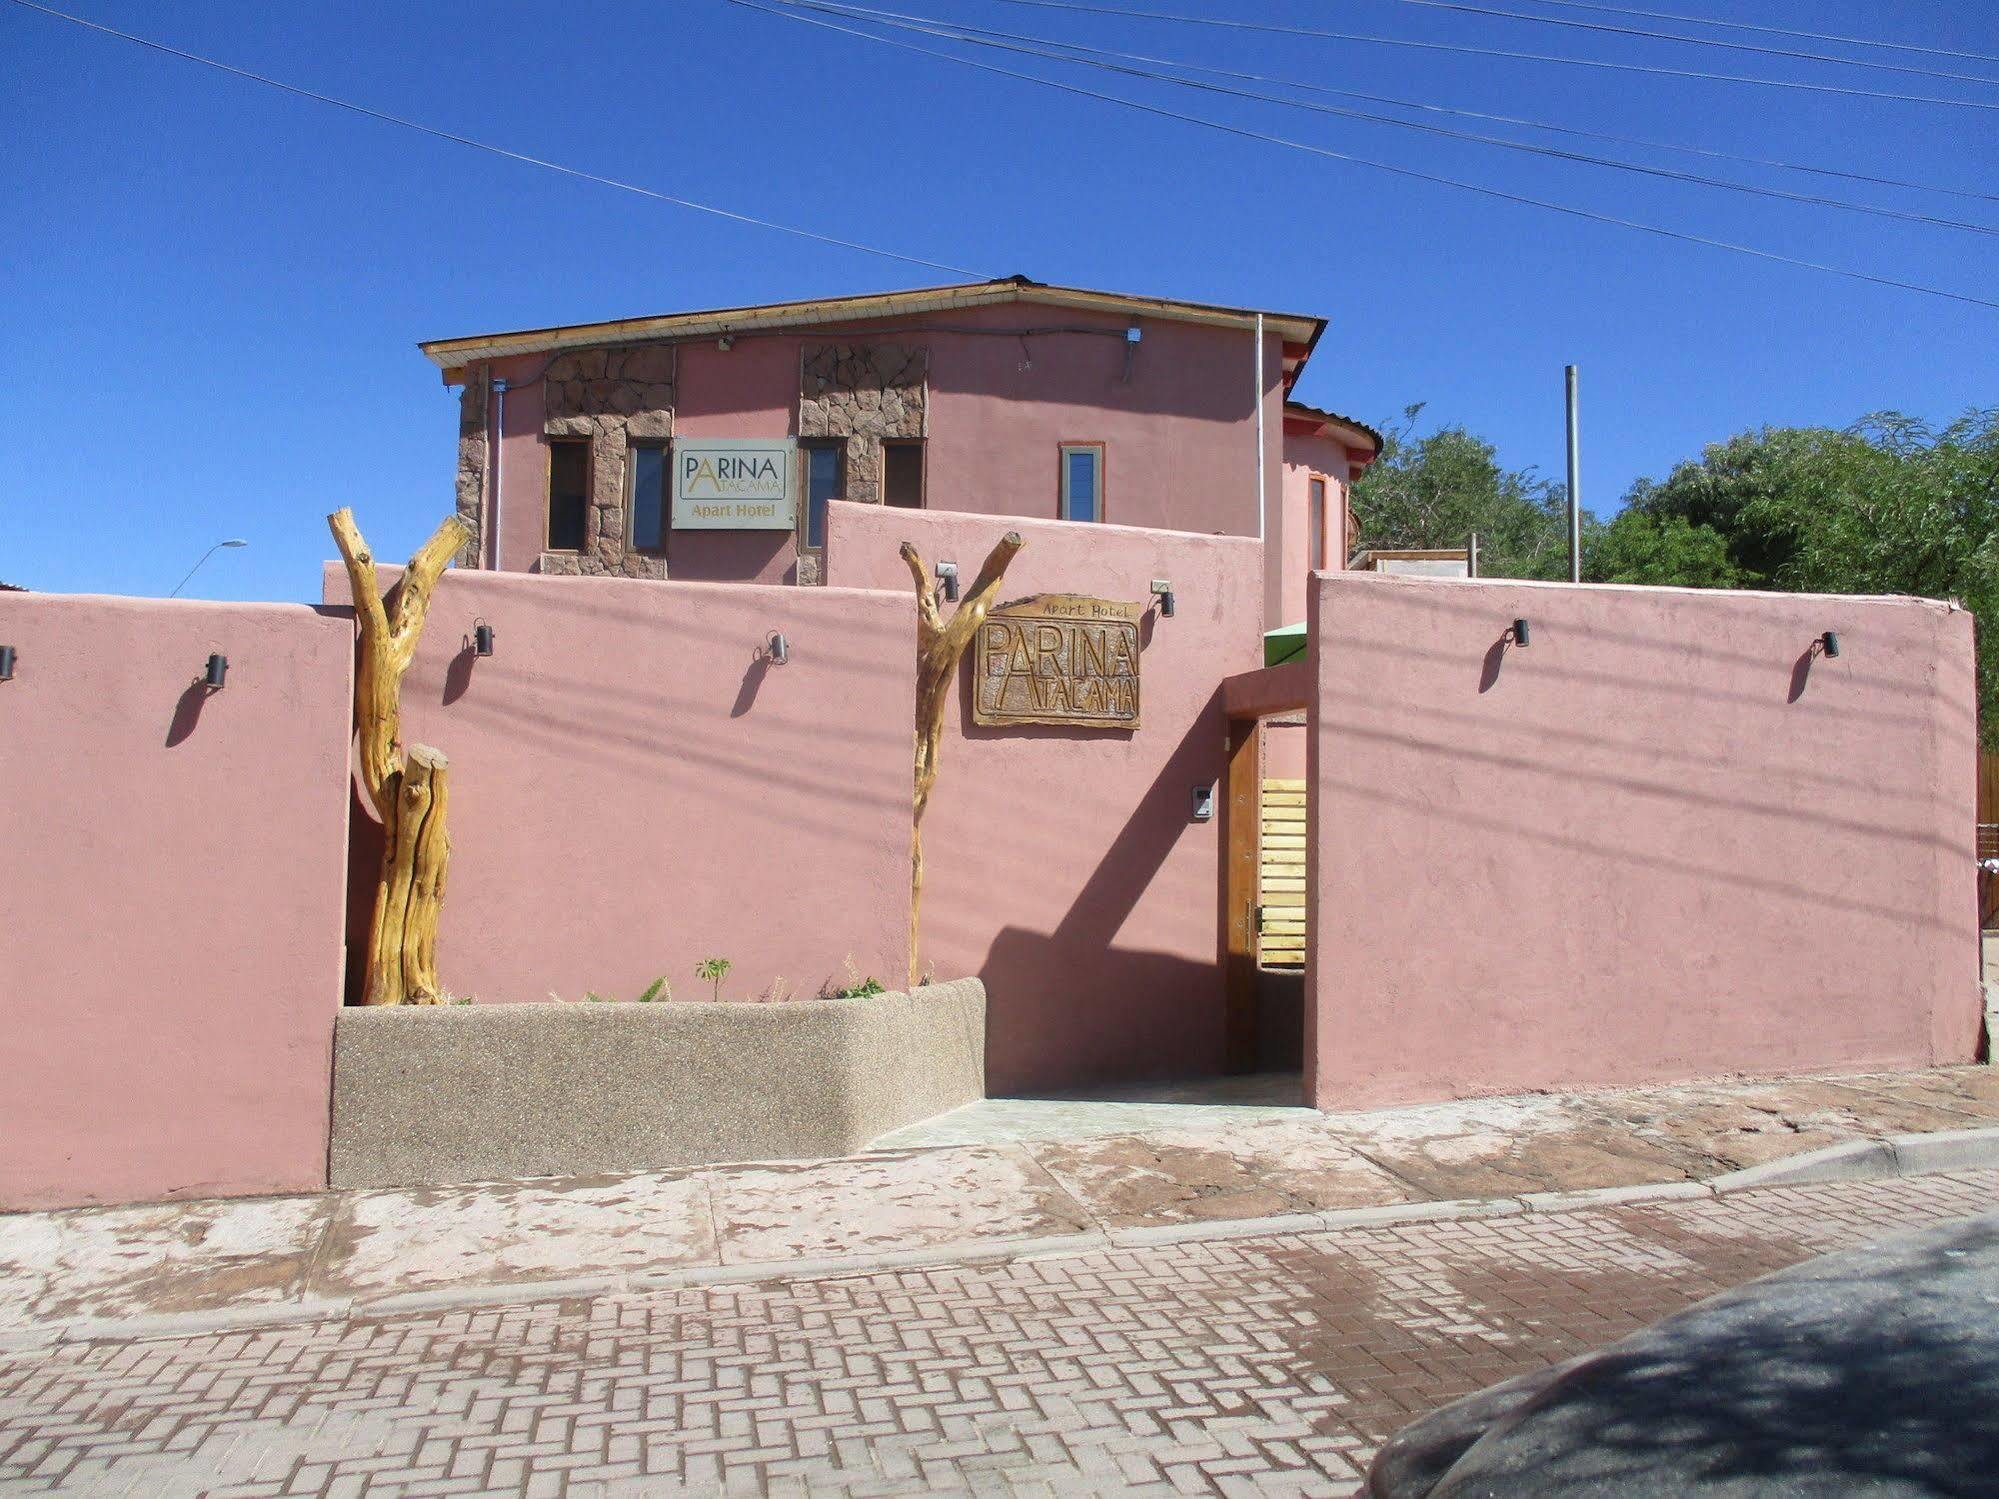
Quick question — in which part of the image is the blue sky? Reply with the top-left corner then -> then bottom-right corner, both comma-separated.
4,0 -> 1995,600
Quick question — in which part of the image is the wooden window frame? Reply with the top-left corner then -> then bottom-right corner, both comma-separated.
1308,472 -> 1330,570
883,437 -> 927,510
545,437 -> 591,554
798,437 -> 846,555
627,440 -> 672,557
1057,441 -> 1106,523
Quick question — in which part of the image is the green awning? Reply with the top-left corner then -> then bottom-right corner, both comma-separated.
1264,622 -> 1307,666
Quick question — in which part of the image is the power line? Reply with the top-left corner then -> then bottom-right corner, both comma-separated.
1361,0 -> 1999,87
977,0 -> 1999,112
2,0 -> 986,277
1523,0 -> 1999,67
963,3 -> 1999,206
788,0 -> 1999,237
736,0 -> 1999,312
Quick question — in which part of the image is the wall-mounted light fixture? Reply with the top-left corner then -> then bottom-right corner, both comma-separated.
936,561 -> 959,603
1152,578 -> 1175,618
0,645 -> 14,682
203,653 -> 229,689
768,631 -> 790,666
1820,630 -> 1841,658
1509,618 -> 1531,647
473,619 -> 495,657
717,333 -> 735,351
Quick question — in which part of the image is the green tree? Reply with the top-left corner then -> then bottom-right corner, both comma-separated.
1350,404 -> 1577,579
1622,410 -> 1998,745
1583,511 -> 1743,588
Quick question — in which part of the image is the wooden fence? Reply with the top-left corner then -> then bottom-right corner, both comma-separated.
1258,778 -> 1306,968
1981,750 -> 1998,930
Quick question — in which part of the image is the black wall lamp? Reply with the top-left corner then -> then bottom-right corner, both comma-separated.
768,631 -> 790,666
1819,630 -> 1842,658
203,653 -> 229,689
1153,578 -> 1175,618
936,561 -> 959,603
0,645 -> 14,681
473,619 -> 495,657
1508,618 -> 1531,647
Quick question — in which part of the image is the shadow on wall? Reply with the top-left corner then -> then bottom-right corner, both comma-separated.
164,677 -> 215,748
963,688 -> 1230,1094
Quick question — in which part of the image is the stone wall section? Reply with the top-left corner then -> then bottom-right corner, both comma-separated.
453,376 -> 488,570
799,343 -> 929,506
538,344 -> 677,579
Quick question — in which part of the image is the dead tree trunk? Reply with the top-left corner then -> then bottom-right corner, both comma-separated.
329,507 -> 470,1006
899,530 -> 1024,986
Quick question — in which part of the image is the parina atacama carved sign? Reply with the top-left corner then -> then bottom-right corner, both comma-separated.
973,595 -> 1142,729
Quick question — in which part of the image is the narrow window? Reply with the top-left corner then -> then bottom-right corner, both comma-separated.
630,443 -> 669,554
884,440 -> 925,509
801,439 -> 845,551
547,440 -> 589,552
1309,476 -> 1327,569
1059,443 -> 1103,522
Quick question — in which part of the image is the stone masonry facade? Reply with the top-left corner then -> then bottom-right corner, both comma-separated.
453,340 -> 928,583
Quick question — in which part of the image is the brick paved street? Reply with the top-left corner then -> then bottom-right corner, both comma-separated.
3,1170 -> 1995,1498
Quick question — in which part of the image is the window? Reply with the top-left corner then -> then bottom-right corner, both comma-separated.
1309,476 -> 1327,569
801,439 -> 844,551
884,440 -> 925,509
1059,443 -> 1103,522
629,443 -> 669,554
547,440 -> 589,552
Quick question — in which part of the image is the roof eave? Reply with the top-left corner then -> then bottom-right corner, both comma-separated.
419,279 -> 1324,370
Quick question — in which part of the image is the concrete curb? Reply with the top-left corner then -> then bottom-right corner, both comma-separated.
1710,1126 -> 1999,1192
15,1129 -> 1999,1349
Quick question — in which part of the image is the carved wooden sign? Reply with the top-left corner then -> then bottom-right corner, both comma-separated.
973,594 -> 1142,729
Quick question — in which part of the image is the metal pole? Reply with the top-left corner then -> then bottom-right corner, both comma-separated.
1253,313 -> 1266,544
1565,364 -> 1582,584
1468,531 -> 1479,579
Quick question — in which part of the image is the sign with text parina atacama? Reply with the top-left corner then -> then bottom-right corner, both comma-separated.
671,439 -> 797,530
972,595 -> 1142,729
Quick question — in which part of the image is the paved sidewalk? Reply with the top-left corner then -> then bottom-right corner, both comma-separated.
3,1170 -> 1995,1497
5,1065 -> 1999,1344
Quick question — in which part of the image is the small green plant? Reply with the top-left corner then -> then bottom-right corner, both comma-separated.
838,976 -> 886,999
584,991 -> 610,1002
637,976 -> 670,1003
695,956 -> 733,1001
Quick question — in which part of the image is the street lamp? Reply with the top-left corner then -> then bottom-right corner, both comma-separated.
169,539 -> 249,598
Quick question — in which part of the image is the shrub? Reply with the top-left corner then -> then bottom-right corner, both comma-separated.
695,957 -> 732,1001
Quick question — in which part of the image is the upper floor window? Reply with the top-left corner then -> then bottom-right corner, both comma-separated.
630,443 -> 669,554
547,439 -> 589,552
1059,443 -> 1103,523
1309,475 -> 1328,569
802,439 -> 844,551
884,440 -> 925,509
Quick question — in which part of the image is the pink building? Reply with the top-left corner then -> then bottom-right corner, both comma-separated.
421,277 -> 1381,625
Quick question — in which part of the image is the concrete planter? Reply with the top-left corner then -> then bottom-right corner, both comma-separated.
329,979 -> 985,1189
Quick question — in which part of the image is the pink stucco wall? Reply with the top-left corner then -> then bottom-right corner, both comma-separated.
482,303 -> 1283,600
824,500 -> 1265,1093
1276,434 -> 1351,631
0,594 -> 353,1209
1306,572 -> 1984,1110
321,567 -> 913,1006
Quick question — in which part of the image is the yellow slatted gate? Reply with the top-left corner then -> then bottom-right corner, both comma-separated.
1258,778 -> 1306,969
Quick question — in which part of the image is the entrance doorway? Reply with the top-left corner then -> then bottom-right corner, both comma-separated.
1222,666 -> 1313,1089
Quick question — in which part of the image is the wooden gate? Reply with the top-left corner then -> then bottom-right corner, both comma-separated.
1258,778 -> 1306,968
